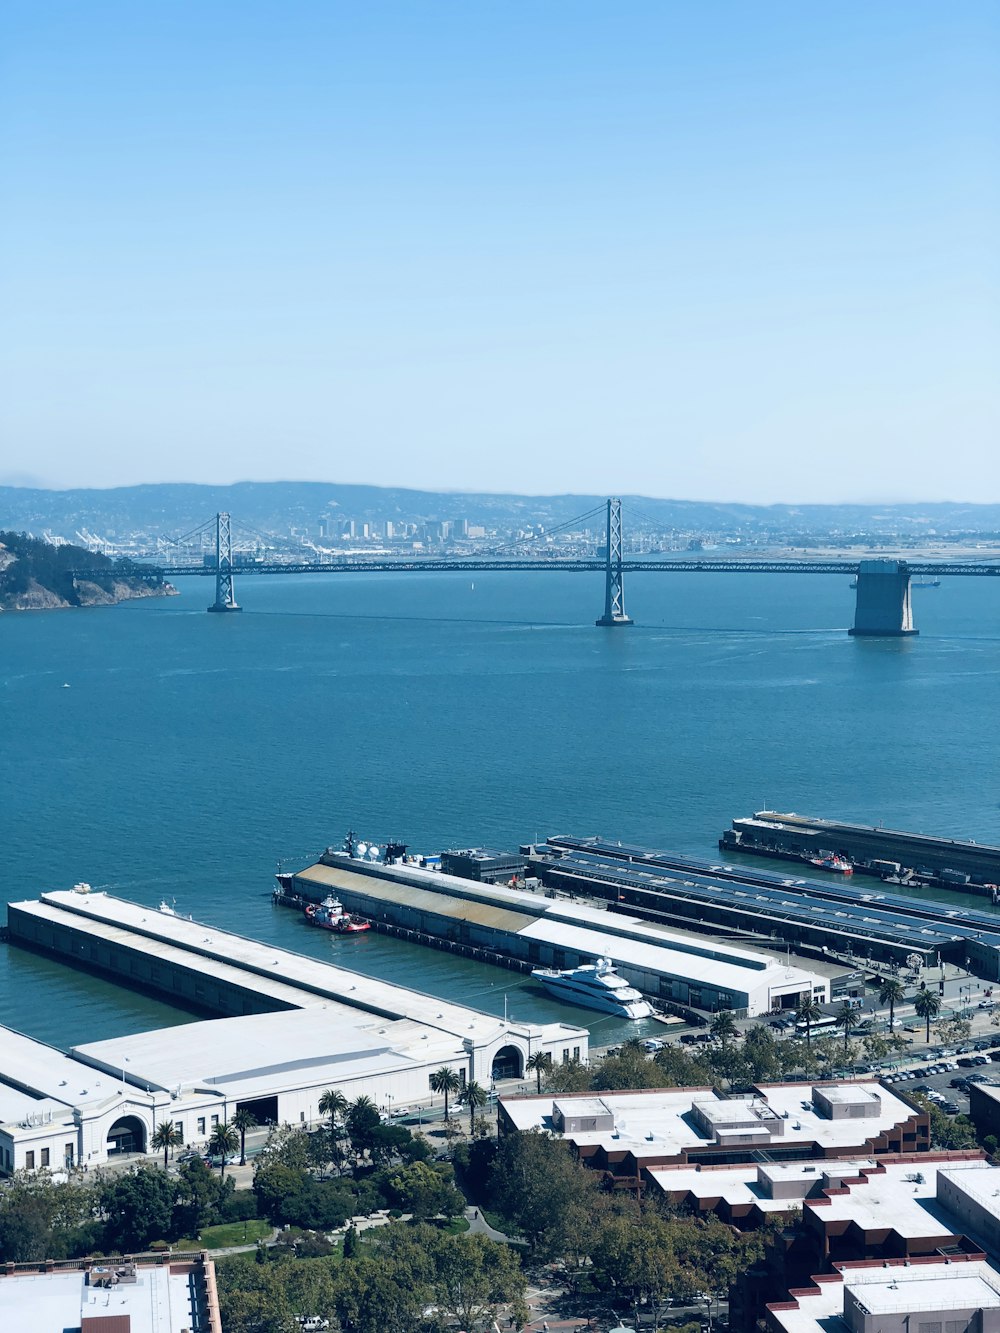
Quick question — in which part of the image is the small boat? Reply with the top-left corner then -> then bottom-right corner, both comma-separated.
305,896 -> 370,933
158,899 -> 177,915
809,853 -> 853,875
532,957 -> 652,1019
912,578 -> 941,588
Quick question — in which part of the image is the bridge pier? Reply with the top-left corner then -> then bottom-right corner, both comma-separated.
848,559 -> 917,637
596,497 -> 633,626
207,511 -> 241,613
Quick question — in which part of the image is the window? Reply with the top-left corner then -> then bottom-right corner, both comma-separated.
197,1117 -> 206,1135
211,1114 -> 219,1127
300,1112 -> 305,1122
64,1144 -> 74,1167
173,1122 -> 184,1143
25,1151 -> 34,1169
40,1148 -> 49,1167
562,1049 -> 570,1064
573,1046 -> 581,1060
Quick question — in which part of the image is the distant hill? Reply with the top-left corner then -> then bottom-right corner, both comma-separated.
0,530 -> 173,611
3,481 -> 1000,539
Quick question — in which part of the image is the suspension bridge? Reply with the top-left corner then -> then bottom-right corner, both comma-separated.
82,500 -> 1000,637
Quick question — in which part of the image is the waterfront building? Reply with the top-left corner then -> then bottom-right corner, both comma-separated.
1,889 -> 586,1172
290,853 -> 829,1016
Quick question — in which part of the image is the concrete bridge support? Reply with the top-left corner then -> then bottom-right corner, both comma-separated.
849,559 -> 917,637
207,511 -> 241,613
596,497 -> 633,626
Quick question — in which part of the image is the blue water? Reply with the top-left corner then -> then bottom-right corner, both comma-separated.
2,569 -> 999,1048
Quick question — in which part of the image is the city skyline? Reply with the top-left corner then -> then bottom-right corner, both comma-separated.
2,3 -> 998,503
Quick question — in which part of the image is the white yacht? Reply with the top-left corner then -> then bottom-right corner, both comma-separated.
532,957 -> 653,1019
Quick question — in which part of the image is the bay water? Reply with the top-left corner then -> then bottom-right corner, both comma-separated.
2,568 -> 999,1050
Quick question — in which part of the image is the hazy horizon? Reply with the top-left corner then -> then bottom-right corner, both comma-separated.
2,3 -> 998,503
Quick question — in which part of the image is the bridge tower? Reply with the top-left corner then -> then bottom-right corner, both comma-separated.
595,497 -> 633,627
849,559 -> 917,637
207,512 -> 241,613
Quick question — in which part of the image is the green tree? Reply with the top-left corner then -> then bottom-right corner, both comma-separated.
346,1095 -> 383,1155
879,977 -> 906,1031
152,1119 -> 183,1169
489,1128 -> 599,1259
796,996 -> 823,1046
596,1213 -> 680,1332
526,1050 -> 553,1093
209,1121 -> 240,1180
431,1231 -> 528,1330
429,1066 -> 461,1122
914,988 -> 941,1042
835,1002 -> 858,1057
465,1079 -> 489,1131
231,1108 -> 258,1167
710,1009 -> 738,1052
741,1027 -> 782,1083
389,1160 -> 464,1220
215,1255 -> 297,1333
318,1087 -> 348,1148
99,1165 -> 178,1252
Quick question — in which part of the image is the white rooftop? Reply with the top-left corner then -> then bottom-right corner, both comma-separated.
0,1265 -> 201,1333
813,1158 -> 997,1240
26,890 -> 585,1047
73,1006 -> 461,1098
500,1082 -> 920,1157
647,1159 -> 878,1212
312,856 -> 823,999
0,1027 -> 130,1127
769,1260 -> 1000,1333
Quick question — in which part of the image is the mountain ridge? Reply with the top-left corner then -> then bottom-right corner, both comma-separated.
4,481 -> 1000,538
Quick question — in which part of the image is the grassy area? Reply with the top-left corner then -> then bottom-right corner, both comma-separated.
435,1215 -> 470,1235
174,1218 -> 272,1250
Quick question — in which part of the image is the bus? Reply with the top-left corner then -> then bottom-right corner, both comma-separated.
795,1015 -> 838,1035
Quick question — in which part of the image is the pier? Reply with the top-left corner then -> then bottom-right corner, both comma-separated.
529,837 -> 1000,980
286,854 -> 827,1016
722,811 -> 1000,889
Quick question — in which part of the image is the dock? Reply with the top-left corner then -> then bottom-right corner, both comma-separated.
721,811 -> 1000,891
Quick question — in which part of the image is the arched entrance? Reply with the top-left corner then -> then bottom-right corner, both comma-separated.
491,1045 -> 524,1081
106,1115 -> 146,1156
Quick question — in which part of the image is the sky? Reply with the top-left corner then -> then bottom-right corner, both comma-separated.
1,2 -> 998,504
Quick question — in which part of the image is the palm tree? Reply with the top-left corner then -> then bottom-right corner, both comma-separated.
429,1066 -> 461,1122
151,1120 -> 182,1169
834,1002 -> 857,1057
914,988 -> 941,1043
526,1051 -> 553,1094
711,1010 -> 738,1052
319,1087 -> 348,1131
231,1107 -> 257,1166
208,1121 -> 239,1180
879,978 -> 906,1032
796,997 -> 823,1047
465,1080 -> 488,1131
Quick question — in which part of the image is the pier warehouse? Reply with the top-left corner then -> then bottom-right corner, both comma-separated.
286,854 -> 828,1016
1,889 -> 587,1173
722,811 -> 1000,887
528,838 -> 1000,978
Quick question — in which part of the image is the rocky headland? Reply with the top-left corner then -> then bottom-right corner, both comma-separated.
0,531 -> 176,612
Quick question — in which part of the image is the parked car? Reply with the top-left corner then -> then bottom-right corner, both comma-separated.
949,1077 -> 970,1089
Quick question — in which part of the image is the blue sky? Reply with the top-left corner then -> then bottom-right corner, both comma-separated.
1,2 -> 998,502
